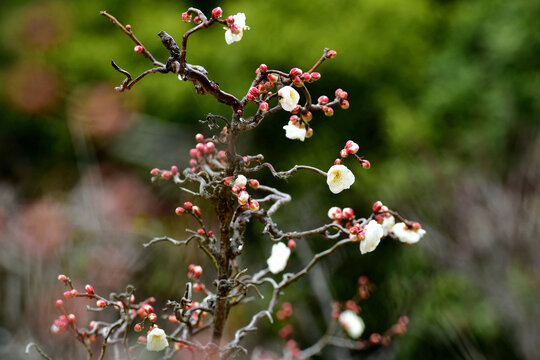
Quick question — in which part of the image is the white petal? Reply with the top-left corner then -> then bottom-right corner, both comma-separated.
278,86 -> 300,112
283,121 -> 306,141
326,165 -> 355,194
381,215 -> 395,236
267,242 -> 291,274
233,13 -> 247,28
338,310 -> 365,339
360,220 -> 383,254
147,328 -> 169,351
392,222 -> 426,244
225,29 -> 243,45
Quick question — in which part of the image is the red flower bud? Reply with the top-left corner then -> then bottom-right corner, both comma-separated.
192,206 -> 201,217
150,168 -> 160,176
147,313 -> 157,322
259,101 -> 269,112
181,12 -> 192,22
258,64 -> 268,73
57,274 -> 67,282
226,15 -> 235,25
327,50 -> 337,58
161,171 -> 172,179
96,299 -> 107,308
318,95 -> 329,105
372,201 -> 383,213
125,24 -> 131,31
193,16 -> 202,24
287,239 -> 296,250
195,133 -> 204,142
183,202 -> 193,211
289,67 -> 302,77
361,160 -> 371,169
211,7 -> 223,18
85,284 -> 94,294
134,323 -> 142,332
267,73 -> 278,83
133,45 -> 143,53
310,72 -> 321,81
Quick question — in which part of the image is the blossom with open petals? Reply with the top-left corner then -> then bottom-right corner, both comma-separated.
360,220 -> 383,254
392,222 -> 426,244
282,121 -> 306,141
326,165 -> 355,194
147,327 -> 168,352
224,13 -> 249,45
278,86 -> 300,112
338,310 -> 365,339
267,242 -> 291,274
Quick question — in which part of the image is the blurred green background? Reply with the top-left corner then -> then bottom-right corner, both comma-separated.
0,0 -> 538,359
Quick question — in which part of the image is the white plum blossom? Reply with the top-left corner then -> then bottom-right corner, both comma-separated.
381,215 -> 395,236
278,86 -> 300,112
338,310 -> 365,339
392,222 -> 426,244
147,327 -> 169,352
234,174 -> 247,188
326,164 -> 355,194
282,121 -> 306,141
360,220 -> 384,254
224,13 -> 249,45
266,242 -> 291,274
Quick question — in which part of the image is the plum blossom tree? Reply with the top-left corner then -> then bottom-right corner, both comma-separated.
27,6 -> 425,360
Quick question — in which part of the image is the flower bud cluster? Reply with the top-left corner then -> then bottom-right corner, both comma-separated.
188,264 -> 203,279
226,174 -> 260,211
175,201 -> 203,218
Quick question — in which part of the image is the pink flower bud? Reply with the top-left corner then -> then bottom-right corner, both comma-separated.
189,148 -> 198,158
125,24 -> 131,31
248,199 -> 259,211
197,228 -> 205,236
267,73 -> 278,83
195,133 -> 204,142
192,206 -> 201,217
291,105 -> 301,114
181,12 -> 192,22
137,336 -> 146,343
208,230 -> 213,236
226,15 -> 235,25
259,101 -> 269,112
67,314 -> 76,324
411,222 -> 421,230
189,159 -> 197,167
310,72 -> 321,81
57,274 -> 67,282
150,168 -> 160,176
289,115 -> 300,125
340,149 -> 348,158
134,45 -> 143,53
340,100 -> 350,109
211,7 -> 223,18
193,283 -> 203,292
96,299 -> 106,308
195,143 -> 205,152
342,207 -> 355,220
318,95 -> 329,105
335,88 -> 344,97
249,179 -> 259,188
361,159 -> 371,169
169,315 -> 178,323
289,67 -> 302,77
292,76 -> 303,87
324,106 -> 334,117
193,265 -> 203,278
134,323 -> 142,332
230,24 -> 241,35
372,201 -> 383,213
55,299 -> 63,307
183,202 -> 193,211
70,289 -> 78,297
287,239 -> 296,250
174,206 -> 184,215
249,87 -> 259,97
194,16 -> 202,24
306,127 -> 314,138
346,140 -> 359,154
301,72 -> 311,82
301,111 -> 313,122
246,93 -> 255,102
334,158 -> 342,165
143,304 -> 154,314
258,64 -> 268,73
206,142 -> 215,152
238,191 -> 249,205
171,165 -> 179,174
338,90 -> 348,100
147,313 -> 157,322
161,171 -> 172,180
231,185 -> 240,193
85,284 -> 94,294
327,50 -> 337,58
218,150 -> 226,159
